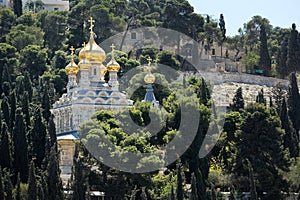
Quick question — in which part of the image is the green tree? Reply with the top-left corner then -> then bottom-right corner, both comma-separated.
39,11 -> 68,53
280,98 -> 299,158
13,109 -> 29,183
0,122 -> 13,170
47,145 -> 64,200
288,73 -> 300,140
176,162 -> 183,200
190,173 -> 197,200
72,144 -> 87,200
238,104 -> 289,199
12,0 -> 22,17
229,87 -> 244,111
27,161 -> 37,200
5,24 -> 44,51
0,167 -> 3,200
286,24 -> 299,73
31,108 -> 47,168
0,8 -> 16,41
256,88 -> 266,105
259,25 -> 271,75
19,45 -> 48,81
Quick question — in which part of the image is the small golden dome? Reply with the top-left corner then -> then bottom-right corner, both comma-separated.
144,73 -> 155,84
106,44 -> 120,72
65,46 -> 79,75
79,17 -> 106,63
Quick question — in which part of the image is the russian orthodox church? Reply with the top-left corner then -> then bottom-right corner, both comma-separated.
51,17 -> 158,185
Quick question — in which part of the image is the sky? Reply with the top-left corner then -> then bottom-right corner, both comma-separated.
188,0 -> 300,36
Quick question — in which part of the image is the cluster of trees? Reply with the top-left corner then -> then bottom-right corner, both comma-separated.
0,0 -> 299,199
212,73 -> 299,199
226,16 -> 300,78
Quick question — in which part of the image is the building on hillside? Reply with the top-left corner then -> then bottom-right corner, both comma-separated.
51,17 -> 133,185
0,0 -> 11,7
0,0 -> 69,10
22,0 -> 69,11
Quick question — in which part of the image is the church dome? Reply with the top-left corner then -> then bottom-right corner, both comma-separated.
106,44 -> 120,72
65,60 -> 79,75
144,73 -> 155,84
79,32 -> 106,63
65,46 -> 79,75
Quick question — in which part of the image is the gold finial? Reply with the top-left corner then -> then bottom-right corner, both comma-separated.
147,57 -> 152,66
70,46 -> 75,59
82,42 -> 86,48
110,44 -> 116,57
88,17 -> 95,33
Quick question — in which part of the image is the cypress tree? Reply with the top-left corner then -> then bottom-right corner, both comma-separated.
9,91 -> 16,132
27,161 -> 37,200
31,108 -> 47,169
15,173 -> 21,200
42,86 -> 51,123
229,87 -> 244,111
0,122 -> 13,170
4,171 -> 13,200
286,23 -> 299,73
288,73 -> 300,140
12,0 -> 22,16
281,98 -> 299,158
256,89 -> 266,105
24,72 -> 33,101
22,92 -> 31,130
200,78 -> 210,105
170,185 -> 175,200
176,162 -> 183,200
13,109 -> 29,183
277,38 -> 288,78
48,114 -> 58,149
259,25 -> 271,75
47,145 -> 64,200
72,144 -> 86,200
190,173 -> 197,200
0,167 -> 4,200
1,97 -> 10,130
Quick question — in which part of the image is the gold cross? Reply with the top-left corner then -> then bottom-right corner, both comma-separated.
110,44 -> 116,51
70,46 -> 75,58
147,57 -> 152,66
88,17 -> 95,33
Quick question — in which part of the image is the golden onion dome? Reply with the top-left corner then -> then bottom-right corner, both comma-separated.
144,73 -> 155,84
106,44 -> 120,72
144,57 -> 155,84
78,42 -> 91,70
65,46 -> 79,75
79,17 -> 106,63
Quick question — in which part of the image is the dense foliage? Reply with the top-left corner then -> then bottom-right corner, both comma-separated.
0,0 -> 299,199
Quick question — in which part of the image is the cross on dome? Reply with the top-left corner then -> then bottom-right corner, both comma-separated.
70,46 -> 75,59
147,57 -> 152,66
88,17 -> 95,33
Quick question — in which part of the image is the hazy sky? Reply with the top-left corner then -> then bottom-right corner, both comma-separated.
188,0 -> 300,36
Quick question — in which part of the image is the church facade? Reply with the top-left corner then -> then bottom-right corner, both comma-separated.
51,17 -> 134,185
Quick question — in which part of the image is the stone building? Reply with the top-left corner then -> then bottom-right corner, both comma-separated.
51,17 -> 133,185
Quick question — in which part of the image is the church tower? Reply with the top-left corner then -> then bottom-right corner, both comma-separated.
51,17 -> 133,185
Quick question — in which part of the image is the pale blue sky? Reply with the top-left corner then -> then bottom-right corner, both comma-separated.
188,0 -> 300,36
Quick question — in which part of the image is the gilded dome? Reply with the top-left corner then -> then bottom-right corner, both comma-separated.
65,46 -> 79,75
106,44 -> 120,72
79,17 -> 106,63
65,60 -> 79,75
79,33 -> 106,63
144,73 -> 155,84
